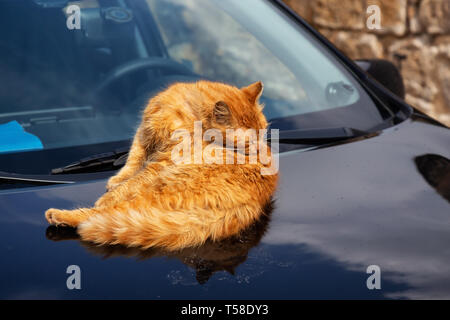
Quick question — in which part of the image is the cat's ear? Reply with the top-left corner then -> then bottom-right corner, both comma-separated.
241,81 -> 264,104
213,101 -> 231,125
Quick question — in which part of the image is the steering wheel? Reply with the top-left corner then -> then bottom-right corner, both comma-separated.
93,57 -> 196,108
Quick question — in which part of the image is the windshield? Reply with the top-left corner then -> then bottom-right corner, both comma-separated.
0,0 -> 384,174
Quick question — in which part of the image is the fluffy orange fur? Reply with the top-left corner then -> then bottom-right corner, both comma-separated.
45,80 -> 278,250
46,201 -> 273,284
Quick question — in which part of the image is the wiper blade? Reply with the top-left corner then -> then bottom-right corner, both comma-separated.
0,171 -> 74,185
51,128 -> 368,175
268,127 -> 369,144
51,147 -> 129,175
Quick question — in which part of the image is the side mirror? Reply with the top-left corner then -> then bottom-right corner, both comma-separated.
355,59 -> 405,100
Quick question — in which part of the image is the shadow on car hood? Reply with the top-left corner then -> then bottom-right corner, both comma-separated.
0,116 -> 449,299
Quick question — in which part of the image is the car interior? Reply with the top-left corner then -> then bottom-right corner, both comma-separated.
0,0 -> 205,151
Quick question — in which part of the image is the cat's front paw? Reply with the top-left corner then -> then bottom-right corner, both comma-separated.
106,176 -> 123,191
94,196 -> 109,208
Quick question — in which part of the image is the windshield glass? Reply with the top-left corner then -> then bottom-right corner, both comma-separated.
0,0 -> 384,174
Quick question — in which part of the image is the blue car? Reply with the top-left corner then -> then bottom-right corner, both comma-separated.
0,0 -> 449,300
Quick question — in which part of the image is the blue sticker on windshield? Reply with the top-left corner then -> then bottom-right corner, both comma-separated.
0,121 -> 44,153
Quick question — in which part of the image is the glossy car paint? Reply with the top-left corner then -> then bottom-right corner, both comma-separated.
0,114 -> 449,299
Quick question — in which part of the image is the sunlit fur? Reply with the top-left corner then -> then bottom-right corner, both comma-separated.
46,201 -> 274,284
45,81 -> 278,251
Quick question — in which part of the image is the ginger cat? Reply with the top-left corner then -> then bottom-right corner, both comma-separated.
46,201 -> 274,284
45,80 -> 278,250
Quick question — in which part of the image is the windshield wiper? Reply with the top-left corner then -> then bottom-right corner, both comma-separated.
51,147 -> 129,175
268,127 -> 370,144
51,128 -> 369,175
0,171 -> 74,185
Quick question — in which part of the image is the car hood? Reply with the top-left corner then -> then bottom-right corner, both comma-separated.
0,115 -> 449,299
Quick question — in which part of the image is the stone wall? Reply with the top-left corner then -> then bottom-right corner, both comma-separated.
284,0 -> 450,126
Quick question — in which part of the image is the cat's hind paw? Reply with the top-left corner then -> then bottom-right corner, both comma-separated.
45,208 -> 68,226
45,208 -> 83,227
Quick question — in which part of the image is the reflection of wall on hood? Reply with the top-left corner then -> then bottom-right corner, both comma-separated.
415,154 -> 450,203
261,135 -> 450,299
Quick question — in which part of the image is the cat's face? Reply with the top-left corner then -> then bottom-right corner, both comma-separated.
179,81 -> 269,153
140,80 -> 269,155
148,80 -> 267,132
201,81 -> 268,132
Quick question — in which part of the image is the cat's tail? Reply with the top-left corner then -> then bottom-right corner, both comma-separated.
77,204 -> 263,250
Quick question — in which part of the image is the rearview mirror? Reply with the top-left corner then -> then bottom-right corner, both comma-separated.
355,59 -> 405,100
